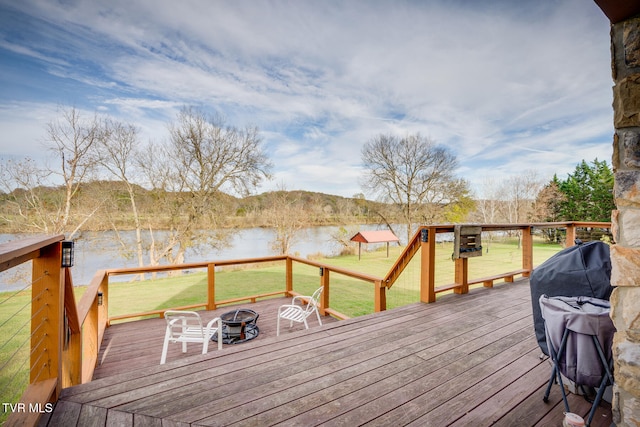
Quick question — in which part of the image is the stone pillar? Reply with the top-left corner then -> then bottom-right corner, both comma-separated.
610,15 -> 640,426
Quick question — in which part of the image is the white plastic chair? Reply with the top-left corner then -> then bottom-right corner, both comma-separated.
160,310 -> 223,364
277,287 -> 323,336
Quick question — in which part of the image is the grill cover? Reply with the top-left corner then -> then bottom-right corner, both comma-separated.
530,240 -> 612,355
540,295 -> 615,387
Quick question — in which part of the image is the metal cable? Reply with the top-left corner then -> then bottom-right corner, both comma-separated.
29,350 -> 48,384
0,293 -> 33,331
0,281 -> 33,307
0,312 -> 31,354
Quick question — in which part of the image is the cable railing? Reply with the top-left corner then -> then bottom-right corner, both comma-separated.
0,221 -> 611,426
0,235 -> 67,426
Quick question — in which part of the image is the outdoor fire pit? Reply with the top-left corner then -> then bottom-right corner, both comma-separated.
212,308 -> 259,344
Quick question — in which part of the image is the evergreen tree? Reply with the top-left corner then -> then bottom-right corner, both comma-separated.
558,159 -> 614,222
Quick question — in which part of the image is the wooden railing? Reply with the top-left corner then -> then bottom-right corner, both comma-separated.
385,221 -> 611,303
102,254 -> 382,324
0,220 -> 611,426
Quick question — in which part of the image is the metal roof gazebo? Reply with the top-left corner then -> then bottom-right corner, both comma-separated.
350,230 -> 400,260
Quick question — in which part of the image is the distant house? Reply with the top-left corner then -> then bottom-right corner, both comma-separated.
350,230 -> 400,259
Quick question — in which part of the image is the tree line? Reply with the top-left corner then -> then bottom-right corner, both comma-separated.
0,106 -> 615,268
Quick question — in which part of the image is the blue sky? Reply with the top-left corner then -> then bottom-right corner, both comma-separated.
0,0 -> 614,198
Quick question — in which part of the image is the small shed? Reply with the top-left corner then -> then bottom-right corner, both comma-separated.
350,230 -> 400,260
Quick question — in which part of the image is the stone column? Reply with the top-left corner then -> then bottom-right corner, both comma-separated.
610,15 -> 640,426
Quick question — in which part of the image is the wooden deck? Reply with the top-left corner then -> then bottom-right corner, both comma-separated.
42,280 -> 613,426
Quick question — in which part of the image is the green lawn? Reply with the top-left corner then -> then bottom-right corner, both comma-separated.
0,236 -> 564,422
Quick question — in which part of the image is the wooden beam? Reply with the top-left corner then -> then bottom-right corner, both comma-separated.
63,268 -> 82,388
0,234 -> 64,273
522,226 -> 533,277
207,263 -> 216,310
320,268 -> 330,316
420,228 -> 436,303
454,258 -> 469,294
31,241 -> 63,399
374,280 -> 386,312
81,301 -> 98,384
285,257 -> 293,296
566,224 -> 576,247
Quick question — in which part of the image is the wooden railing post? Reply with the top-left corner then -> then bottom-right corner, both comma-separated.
286,257 -> 293,296
62,268 -> 81,388
30,241 -> 63,398
566,224 -> 576,247
420,227 -> 436,303
453,258 -> 468,294
97,274 -> 108,344
207,263 -> 216,310
374,280 -> 386,312
320,267 -> 329,315
81,296 -> 98,384
522,226 -> 533,277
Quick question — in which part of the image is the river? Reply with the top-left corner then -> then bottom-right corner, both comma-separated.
1,224 -> 403,290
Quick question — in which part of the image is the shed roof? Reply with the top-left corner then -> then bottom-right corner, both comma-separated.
350,230 -> 400,244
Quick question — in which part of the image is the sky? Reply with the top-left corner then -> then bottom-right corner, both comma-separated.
0,0 -> 615,198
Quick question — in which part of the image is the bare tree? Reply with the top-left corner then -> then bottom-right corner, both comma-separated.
0,158 -> 57,233
141,107 -> 272,265
0,107 -> 103,237
95,119 -> 147,274
495,170 -> 543,248
330,225 -> 359,256
475,177 -> 502,224
134,142 -> 184,268
361,133 -> 467,243
470,177 -> 506,252
264,186 -> 306,255
46,106 -> 104,238
498,170 -> 543,224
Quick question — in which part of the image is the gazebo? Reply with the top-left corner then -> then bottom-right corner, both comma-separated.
350,230 -> 400,260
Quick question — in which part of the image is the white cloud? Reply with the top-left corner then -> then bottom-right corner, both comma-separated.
0,102 -> 58,158
0,0 -> 615,198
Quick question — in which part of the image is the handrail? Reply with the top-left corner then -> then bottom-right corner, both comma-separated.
104,255 -> 288,276
288,255 -> 382,283
0,234 -> 64,273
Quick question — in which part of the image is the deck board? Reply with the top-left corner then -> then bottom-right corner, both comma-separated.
46,279 -> 613,426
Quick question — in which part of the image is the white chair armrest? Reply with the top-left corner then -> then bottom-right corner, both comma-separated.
205,317 -> 223,350
205,317 -> 222,334
168,318 -> 182,327
291,295 -> 310,306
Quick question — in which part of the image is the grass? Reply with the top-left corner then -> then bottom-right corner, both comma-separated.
0,236 -> 564,422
